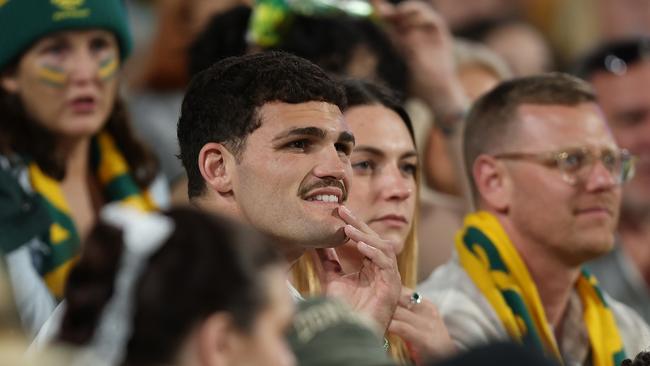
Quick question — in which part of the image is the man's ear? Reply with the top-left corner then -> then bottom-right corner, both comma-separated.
198,142 -> 235,195
196,313 -> 237,366
473,155 -> 510,212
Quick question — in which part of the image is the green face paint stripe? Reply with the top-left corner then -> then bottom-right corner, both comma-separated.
36,64 -> 66,86
98,56 -> 118,81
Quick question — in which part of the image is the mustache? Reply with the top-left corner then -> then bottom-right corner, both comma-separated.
299,178 -> 348,202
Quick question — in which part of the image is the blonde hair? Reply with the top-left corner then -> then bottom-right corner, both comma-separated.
291,165 -> 421,365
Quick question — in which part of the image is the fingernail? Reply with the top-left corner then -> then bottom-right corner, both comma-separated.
340,205 -> 351,214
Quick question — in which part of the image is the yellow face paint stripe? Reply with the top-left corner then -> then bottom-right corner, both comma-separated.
98,56 -> 118,81
36,64 -> 66,87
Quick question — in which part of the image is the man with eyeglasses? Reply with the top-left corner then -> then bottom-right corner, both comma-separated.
576,37 -> 650,324
419,73 -> 650,366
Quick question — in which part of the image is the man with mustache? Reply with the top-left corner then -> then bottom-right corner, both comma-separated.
419,73 -> 650,366
576,37 -> 650,324
177,51 -> 401,333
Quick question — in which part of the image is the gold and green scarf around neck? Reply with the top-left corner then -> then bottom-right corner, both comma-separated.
456,211 -> 626,366
28,132 -> 158,299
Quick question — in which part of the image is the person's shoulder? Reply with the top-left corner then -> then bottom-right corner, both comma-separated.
606,292 -> 650,356
0,153 -> 32,193
417,257 -> 508,350
0,155 -> 51,255
418,256 -> 477,305
288,297 -> 395,366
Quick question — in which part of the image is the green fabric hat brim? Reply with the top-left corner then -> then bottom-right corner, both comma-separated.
0,0 -> 132,70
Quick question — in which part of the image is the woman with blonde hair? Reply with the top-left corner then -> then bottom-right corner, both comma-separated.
293,79 -> 454,365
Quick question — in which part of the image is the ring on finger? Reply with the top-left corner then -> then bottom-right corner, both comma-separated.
410,291 -> 422,305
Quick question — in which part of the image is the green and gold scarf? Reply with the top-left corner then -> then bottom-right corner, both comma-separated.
28,132 -> 158,299
456,211 -> 626,366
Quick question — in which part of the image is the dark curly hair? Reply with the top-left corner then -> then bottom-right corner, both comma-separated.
177,51 -> 347,199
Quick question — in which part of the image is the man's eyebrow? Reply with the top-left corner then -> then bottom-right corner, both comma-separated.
337,131 -> 355,145
272,127 -> 327,142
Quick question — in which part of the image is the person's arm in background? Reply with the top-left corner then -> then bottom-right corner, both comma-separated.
372,0 -> 472,204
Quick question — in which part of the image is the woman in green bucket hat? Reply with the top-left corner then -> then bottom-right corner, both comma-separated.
0,0 -> 168,337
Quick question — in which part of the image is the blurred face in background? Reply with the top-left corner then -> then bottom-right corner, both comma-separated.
1,30 -> 119,142
591,60 -> 650,216
482,22 -> 552,77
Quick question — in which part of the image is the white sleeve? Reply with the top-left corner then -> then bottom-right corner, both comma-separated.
418,260 -> 509,350
5,243 -> 56,338
148,173 -> 171,210
608,294 -> 650,357
28,301 -> 66,354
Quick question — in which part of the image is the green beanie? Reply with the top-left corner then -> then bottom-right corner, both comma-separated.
0,0 -> 132,70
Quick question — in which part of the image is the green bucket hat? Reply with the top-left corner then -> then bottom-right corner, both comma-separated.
288,297 -> 396,366
0,0 -> 132,70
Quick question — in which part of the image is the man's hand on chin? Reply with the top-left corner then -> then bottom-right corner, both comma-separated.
313,205 -> 402,332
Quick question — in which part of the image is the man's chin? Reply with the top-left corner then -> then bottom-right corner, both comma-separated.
295,210 -> 347,247
294,223 -> 347,249
574,237 -> 616,263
